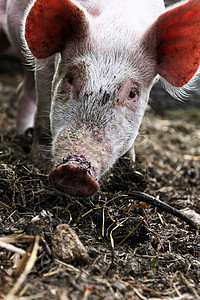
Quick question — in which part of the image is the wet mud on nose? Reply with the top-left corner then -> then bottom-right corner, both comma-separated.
49,155 -> 99,197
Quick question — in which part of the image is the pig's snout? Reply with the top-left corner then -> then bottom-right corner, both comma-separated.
49,155 -> 99,197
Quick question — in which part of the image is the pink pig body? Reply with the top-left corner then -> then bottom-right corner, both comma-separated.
0,0 -> 199,197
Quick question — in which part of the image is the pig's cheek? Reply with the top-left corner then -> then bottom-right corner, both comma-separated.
124,99 -> 138,113
116,97 -> 138,114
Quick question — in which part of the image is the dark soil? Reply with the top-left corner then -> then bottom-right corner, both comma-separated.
0,68 -> 200,299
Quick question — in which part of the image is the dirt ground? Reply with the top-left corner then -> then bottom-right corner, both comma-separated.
0,65 -> 200,299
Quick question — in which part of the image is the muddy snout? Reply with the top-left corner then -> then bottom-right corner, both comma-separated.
49,155 -> 99,197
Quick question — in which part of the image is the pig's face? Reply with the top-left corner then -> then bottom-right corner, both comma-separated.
24,0 -> 200,196
50,36 -> 156,186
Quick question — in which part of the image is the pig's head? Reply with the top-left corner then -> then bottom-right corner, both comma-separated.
24,0 -> 200,197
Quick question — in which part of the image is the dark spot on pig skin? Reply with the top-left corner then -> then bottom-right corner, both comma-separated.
62,94 -> 70,104
101,91 -> 110,106
82,168 -> 87,174
41,40 -> 49,48
61,165 -> 68,171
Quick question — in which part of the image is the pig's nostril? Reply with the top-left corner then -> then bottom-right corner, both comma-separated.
61,165 -> 69,171
49,160 -> 99,197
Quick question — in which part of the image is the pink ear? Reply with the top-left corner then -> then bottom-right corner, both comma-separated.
25,0 -> 88,59
153,0 -> 200,87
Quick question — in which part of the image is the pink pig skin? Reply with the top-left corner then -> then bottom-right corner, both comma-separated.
0,0 -> 199,197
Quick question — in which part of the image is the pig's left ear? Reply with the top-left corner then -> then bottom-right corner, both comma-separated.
148,0 -> 200,87
25,0 -> 89,59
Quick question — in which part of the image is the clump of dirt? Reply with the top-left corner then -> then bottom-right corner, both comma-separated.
0,72 -> 199,299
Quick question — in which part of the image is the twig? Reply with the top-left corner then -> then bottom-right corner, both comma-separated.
0,241 -> 25,256
129,192 -> 199,230
5,235 -> 40,300
0,200 -> 11,210
116,216 -> 146,247
102,207 -> 105,237
180,272 -> 200,300
0,235 -> 35,244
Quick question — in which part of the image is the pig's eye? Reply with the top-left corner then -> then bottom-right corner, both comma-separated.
128,89 -> 137,99
117,80 -> 139,110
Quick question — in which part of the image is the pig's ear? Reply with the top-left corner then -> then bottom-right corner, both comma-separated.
149,0 -> 200,87
25,0 -> 89,59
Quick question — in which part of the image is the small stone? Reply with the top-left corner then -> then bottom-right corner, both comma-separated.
52,224 -> 89,264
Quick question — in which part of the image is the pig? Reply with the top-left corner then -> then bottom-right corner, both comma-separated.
0,0 -> 199,197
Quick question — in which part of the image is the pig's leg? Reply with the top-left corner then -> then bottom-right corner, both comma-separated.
16,71 -> 36,134
0,29 -> 10,55
31,65 -> 53,169
0,1 -> 10,55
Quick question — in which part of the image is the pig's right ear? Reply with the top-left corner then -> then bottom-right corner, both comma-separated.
147,0 -> 200,87
25,0 -> 89,59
